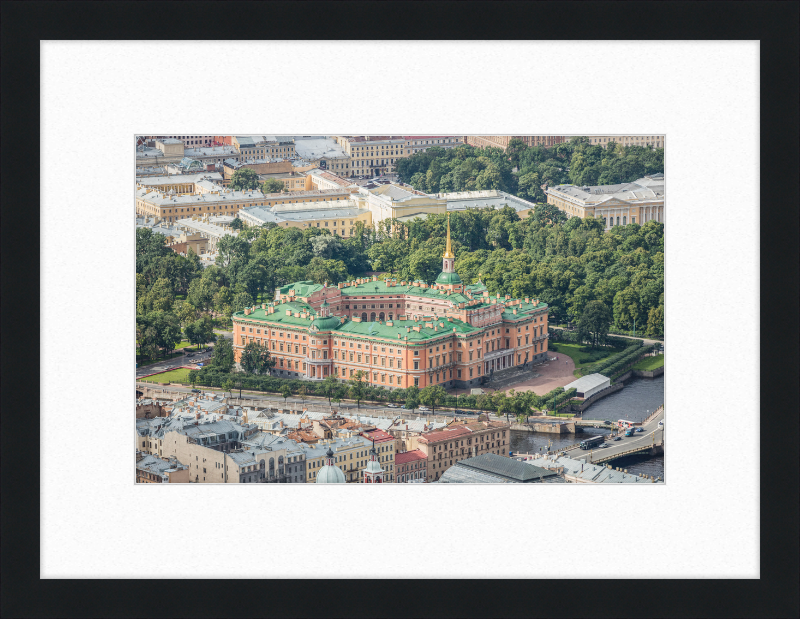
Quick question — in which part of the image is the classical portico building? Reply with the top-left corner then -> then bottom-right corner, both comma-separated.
231,217 -> 549,390
545,173 -> 664,229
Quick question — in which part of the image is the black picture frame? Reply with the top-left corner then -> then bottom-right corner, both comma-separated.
2,2 -> 798,618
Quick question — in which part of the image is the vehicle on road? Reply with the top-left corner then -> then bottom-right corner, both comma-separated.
387,403 -> 399,408
580,435 -> 604,450
599,443 -> 608,448
635,427 -> 643,432
191,389 -> 200,393
617,419 -> 635,430
624,429 -> 634,437
455,409 -> 470,415
658,420 -> 664,428
418,406 -> 431,411
613,436 -> 622,441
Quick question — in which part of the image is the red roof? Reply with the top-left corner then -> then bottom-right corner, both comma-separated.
362,429 -> 393,443
418,426 -> 471,444
395,449 -> 427,465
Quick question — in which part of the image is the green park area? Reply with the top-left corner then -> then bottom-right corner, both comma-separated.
631,353 -> 664,371
140,367 -> 193,384
548,342 -> 620,377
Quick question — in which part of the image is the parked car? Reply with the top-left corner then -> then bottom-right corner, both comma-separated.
418,406 -> 431,412
455,409 -> 469,415
191,388 -> 200,393
387,403 -> 399,408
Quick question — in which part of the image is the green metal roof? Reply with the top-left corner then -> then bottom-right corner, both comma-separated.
435,271 -> 463,285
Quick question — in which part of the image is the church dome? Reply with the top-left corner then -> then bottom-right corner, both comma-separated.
311,315 -> 340,331
315,448 -> 346,484
435,271 -> 462,285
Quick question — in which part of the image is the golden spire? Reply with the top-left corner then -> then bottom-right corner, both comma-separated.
443,213 -> 455,259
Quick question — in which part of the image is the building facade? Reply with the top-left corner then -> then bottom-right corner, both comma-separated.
135,453 -> 190,483
545,173 -> 664,229
465,136 -> 566,150
582,135 -> 665,149
395,449 -> 427,483
418,420 -> 511,482
232,219 -> 549,390
404,136 -> 464,154
333,136 -> 410,177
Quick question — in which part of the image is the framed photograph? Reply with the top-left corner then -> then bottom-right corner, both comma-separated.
2,2 -> 797,618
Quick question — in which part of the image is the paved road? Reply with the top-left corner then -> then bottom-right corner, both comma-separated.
136,332 -> 232,379
565,408 -> 664,463
135,381 -> 481,419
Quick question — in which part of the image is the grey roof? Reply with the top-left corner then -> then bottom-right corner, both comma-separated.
293,137 -> 347,161
438,466 -> 515,483
530,455 -> 661,483
443,190 -> 536,213
547,174 -> 665,205
564,373 -> 610,393
457,453 -> 559,482
136,454 -> 187,474
137,172 -> 222,186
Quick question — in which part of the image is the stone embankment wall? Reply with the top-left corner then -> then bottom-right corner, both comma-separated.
510,421 -> 577,434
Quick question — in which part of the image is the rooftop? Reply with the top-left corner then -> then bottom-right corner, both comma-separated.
395,449 -> 427,465
564,373 -> 610,392
530,455 -> 661,483
457,453 -> 559,482
293,137 -> 348,161
547,174 -> 665,204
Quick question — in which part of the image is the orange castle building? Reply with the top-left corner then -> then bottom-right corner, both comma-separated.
232,216 -> 549,390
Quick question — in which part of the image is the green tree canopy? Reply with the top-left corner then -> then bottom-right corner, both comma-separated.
261,178 -> 285,194
229,168 -> 260,191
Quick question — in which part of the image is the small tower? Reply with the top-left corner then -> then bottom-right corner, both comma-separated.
316,447 -> 346,484
362,440 -> 385,483
434,214 -> 463,293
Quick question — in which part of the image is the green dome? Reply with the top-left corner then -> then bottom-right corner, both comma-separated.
311,315 -> 340,331
435,271 -> 462,285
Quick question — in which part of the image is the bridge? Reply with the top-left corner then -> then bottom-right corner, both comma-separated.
564,407 -> 664,464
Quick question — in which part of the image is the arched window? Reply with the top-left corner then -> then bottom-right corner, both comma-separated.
361,312 -> 367,321
269,458 -> 275,477
379,312 -> 385,321
370,312 -> 376,322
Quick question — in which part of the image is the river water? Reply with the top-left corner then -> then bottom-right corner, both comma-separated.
510,375 -> 665,480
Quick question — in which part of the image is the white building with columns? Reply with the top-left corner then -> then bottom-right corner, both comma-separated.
545,173 -> 664,230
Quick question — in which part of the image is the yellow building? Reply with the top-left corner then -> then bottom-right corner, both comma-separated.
545,173 -> 664,229
465,135 -> 566,150
584,135 -> 665,149
301,435 -> 394,483
238,199 -> 372,237
333,136 -> 410,177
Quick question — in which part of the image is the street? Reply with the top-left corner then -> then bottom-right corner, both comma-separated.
565,408 -> 664,463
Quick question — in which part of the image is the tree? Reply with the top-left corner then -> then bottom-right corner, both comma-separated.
231,291 -> 255,315
211,334 -> 235,372
261,178 -> 284,194
332,386 -> 347,408
173,299 -> 197,328
297,385 -> 309,408
185,316 -> 213,350
348,370 -> 368,409
420,385 -> 447,414
404,385 -> 420,413
187,277 -> 218,313
493,391 -> 514,422
229,218 -> 244,231
578,300 -> 612,348
222,378 -> 235,398
239,340 -> 275,375
229,168 -> 260,191
281,384 -> 293,407
306,257 -> 348,285
321,372 -> 339,405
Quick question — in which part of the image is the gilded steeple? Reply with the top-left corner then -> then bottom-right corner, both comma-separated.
443,213 -> 455,259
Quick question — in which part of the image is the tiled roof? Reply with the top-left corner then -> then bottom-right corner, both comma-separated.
395,449 -> 426,465
418,426 -> 472,444
362,429 -> 393,443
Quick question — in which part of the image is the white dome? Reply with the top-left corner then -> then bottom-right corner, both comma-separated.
316,464 -> 346,484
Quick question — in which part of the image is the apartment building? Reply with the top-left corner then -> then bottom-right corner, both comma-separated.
417,420 -> 512,482
465,135 -> 566,150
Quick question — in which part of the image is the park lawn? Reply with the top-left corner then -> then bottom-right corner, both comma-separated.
631,354 -> 664,371
549,342 -> 619,377
141,367 -> 193,384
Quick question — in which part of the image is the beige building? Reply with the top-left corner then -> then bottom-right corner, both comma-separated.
135,180 -> 352,224
238,199 -> 372,236
333,136 -> 410,177
404,136 -> 464,154
166,232 -> 209,256
583,135 -> 665,149
135,452 -> 190,483
418,420 -> 511,482
231,135 -> 296,159
465,136 -> 566,150
301,435 -> 388,483
545,172 -> 664,229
